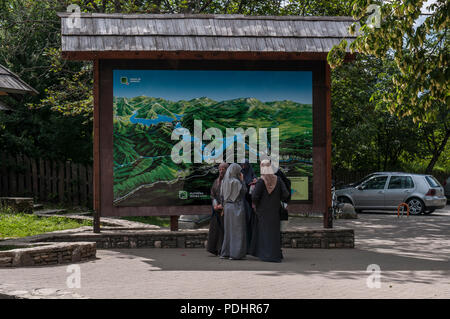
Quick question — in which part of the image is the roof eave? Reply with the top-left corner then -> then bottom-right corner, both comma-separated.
0,65 -> 39,95
57,12 -> 356,21
61,50 -> 357,62
0,87 -> 38,95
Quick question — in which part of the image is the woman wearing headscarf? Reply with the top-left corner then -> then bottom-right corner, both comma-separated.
241,159 -> 257,187
207,162 -> 229,256
220,163 -> 248,260
272,162 -> 291,257
240,159 -> 257,252
250,159 -> 290,262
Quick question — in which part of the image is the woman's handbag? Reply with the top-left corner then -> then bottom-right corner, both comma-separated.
279,202 -> 289,221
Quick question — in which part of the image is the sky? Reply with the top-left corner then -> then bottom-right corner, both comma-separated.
421,0 -> 438,13
414,0 -> 438,28
113,70 -> 313,104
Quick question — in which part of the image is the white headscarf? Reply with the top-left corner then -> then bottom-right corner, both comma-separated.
260,159 -> 277,195
220,163 -> 243,202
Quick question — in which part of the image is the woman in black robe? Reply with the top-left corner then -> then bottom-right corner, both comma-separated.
250,160 -> 290,262
240,159 -> 257,252
206,162 -> 229,256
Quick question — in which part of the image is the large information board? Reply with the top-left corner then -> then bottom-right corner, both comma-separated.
112,70 -> 313,207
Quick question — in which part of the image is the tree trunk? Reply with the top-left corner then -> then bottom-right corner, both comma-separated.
425,129 -> 450,174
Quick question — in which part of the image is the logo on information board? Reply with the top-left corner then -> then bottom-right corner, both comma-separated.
120,77 -> 129,85
178,191 -> 188,200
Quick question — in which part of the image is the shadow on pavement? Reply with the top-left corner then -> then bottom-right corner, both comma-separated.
101,208 -> 450,285
106,247 -> 450,283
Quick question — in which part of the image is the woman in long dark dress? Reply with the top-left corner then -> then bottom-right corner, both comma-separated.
220,163 -> 248,260
240,159 -> 257,252
206,162 -> 229,256
250,160 -> 290,262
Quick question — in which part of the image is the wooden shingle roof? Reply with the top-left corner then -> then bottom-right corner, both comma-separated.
58,13 -> 357,60
0,64 -> 38,95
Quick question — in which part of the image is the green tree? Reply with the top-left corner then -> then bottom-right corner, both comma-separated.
328,0 -> 449,172
332,55 -> 421,172
0,0 -> 93,163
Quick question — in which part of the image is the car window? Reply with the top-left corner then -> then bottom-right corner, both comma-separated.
425,176 -> 441,187
363,176 -> 388,190
388,176 -> 414,189
353,173 -> 377,186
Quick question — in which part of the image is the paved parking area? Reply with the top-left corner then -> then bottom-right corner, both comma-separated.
1,205 -> 449,299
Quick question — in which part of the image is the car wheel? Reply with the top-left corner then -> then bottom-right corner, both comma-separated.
423,209 -> 435,215
406,198 -> 425,215
338,196 -> 352,205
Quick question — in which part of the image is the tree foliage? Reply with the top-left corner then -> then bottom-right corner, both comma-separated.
0,0 -> 447,174
329,0 -> 448,119
0,0 -> 93,162
332,55 -> 422,171
328,0 -> 449,172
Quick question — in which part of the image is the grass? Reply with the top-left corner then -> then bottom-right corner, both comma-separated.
0,245 -> 28,251
0,206 -> 92,239
121,216 -> 170,228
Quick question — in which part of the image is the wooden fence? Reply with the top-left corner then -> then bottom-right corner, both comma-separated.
0,154 -> 93,208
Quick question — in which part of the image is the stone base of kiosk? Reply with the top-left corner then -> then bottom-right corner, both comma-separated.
1,228 -> 354,251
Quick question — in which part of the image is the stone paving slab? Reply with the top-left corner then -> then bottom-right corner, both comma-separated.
0,284 -> 88,299
0,206 -> 448,299
0,248 -> 449,299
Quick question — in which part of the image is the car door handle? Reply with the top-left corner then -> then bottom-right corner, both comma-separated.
378,191 -> 384,194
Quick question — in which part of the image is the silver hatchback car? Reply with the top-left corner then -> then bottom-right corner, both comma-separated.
335,172 -> 447,215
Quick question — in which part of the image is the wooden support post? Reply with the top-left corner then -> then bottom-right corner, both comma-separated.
323,62 -> 333,228
170,216 -> 179,231
93,59 -> 101,233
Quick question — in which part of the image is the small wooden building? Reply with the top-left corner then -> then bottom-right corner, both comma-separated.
0,64 -> 38,96
58,13 -> 356,231
0,64 -> 38,112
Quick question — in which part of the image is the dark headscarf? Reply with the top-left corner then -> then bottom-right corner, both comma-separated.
241,159 -> 256,186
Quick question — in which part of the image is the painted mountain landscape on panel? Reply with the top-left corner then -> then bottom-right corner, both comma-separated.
113,96 -> 312,207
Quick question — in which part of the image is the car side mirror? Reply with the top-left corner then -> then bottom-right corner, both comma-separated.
357,185 -> 364,190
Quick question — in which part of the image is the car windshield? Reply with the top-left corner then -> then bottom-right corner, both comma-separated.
352,174 -> 377,186
425,175 -> 441,188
